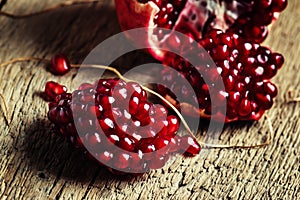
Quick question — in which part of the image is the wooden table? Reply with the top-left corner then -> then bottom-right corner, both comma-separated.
0,0 -> 299,199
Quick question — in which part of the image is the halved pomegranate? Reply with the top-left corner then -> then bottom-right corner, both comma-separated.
114,0 -> 287,60
114,0 -> 287,123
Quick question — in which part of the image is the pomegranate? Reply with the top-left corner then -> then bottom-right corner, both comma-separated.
114,0 -> 287,59
114,0 -> 286,123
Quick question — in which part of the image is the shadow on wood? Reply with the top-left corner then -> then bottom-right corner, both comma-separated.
22,118 -> 140,184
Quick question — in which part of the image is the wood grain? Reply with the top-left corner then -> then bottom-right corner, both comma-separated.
0,0 -> 299,199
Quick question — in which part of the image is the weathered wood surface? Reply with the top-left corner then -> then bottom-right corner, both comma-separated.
0,0 -> 299,199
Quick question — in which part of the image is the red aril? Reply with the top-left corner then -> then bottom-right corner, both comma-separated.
49,54 -> 71,75
44,81 -> 67,101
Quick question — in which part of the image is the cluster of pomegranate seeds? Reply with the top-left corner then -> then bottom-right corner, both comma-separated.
156,29 -> 284,122
135,0 -> 288,43
48,54 -> 71,76
46,78 -> 201,173
229,0 -> 288,43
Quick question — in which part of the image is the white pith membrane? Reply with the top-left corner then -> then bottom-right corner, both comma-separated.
174,0 -> 251,38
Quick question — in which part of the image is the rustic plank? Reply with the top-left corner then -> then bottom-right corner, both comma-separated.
0,0 -> 299,199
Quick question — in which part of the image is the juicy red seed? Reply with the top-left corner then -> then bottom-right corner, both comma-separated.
264,82 -> 278,97
224,75 -> 235,90
99,118 -> 115,130
153,137 -> 169,151
44,81 -> 67,101
255,93 -> 273,110
127,82 -> 147,101
87,105 -> 102,118
98,151 -> 113,164
151,104 -> 168,119
260,0 -> 272,9
139,142 -> 156,154
139,128 -> 157,138
85,132 -> 102,147
211,45 -> 230,60
50,54 -> 70,75
168,137 -> 180,153
137,102 -> 152,116
271,0 -> 288,12
156,119 -> 169,136
238,99 -> 252,117
167,115 -> 179,135
271,53 -> 284,69
138,140 -> 157,160
98,96 -> 115,109
129,96 -> 139,115
107,134 -> 120,145
180,136 -> 201,156
228,92 -> 241,107
119,137 -> 135,151
263,64 -> 277,79
113,153 -> 131,169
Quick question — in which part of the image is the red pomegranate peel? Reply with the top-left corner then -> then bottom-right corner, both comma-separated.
0,0 -> 99,19
0,56 -> 274,150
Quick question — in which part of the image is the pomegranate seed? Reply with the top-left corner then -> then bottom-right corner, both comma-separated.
119,137 -> 135,151
44,81 -> 67,101
271,0 -> 288,12
180,136 -> 201,156
98,151 -> 114,165
50,54 -> 70,75
238,99 -> 252,117
113,153 -> 131,169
